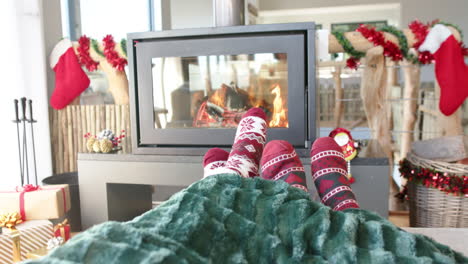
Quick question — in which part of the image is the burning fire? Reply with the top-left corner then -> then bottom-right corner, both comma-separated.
194,83 -> 288,128
269,84 -> 288,127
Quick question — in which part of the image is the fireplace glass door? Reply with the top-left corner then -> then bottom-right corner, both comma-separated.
152,53 -> 289,129
132,28 -> 312,150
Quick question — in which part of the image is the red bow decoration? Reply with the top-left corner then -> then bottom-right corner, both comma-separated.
14,185 -> 41,221
16,184 -> 40,193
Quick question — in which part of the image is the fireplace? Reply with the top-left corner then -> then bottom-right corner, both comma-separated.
128,23 -> 316,155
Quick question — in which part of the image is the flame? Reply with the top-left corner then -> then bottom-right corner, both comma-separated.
269,84 -> 288,127
208,84 -> 227,107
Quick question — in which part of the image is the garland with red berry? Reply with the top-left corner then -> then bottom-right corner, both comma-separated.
120,39 -> 127,57
399,158 -> 468,197
331,30 -> 366,70
102,35 -> 128,71
77,35 -> 99,72
84,36 -> 128,71
91,38 -> 104,57
379,25 -> 409,60
356,24 -> 404,62
408,20 -> 434,64
332,21 -> 466,69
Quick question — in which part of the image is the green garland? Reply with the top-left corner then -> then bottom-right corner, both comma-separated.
332,21 -> 464,66
379,25 -> 410,60
331,30 -> 366,59
91,39 -> 105,57
120,39 -> 127,57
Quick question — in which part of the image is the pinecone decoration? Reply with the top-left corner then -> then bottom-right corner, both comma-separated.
86,137 -> 96,152
93,140 -> 101,153
0,212 -> 23,229
100,138 -> 114,153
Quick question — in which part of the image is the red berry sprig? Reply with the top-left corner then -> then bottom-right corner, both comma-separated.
111,130 -> 126,147
83,132 -> 96,139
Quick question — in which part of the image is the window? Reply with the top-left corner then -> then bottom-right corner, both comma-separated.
331,21 -> 387,32
79,0 -> 151,40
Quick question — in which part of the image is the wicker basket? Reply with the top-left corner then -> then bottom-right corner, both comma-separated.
406,152 -> 468,227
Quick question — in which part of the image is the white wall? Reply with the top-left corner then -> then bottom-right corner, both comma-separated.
259,0 -> 468,43
43,0 -> 63,98
170,0 -> 213,29
401,0 -> 468,43
259,4 -> 401,29
259,0 -> 398,10
0,0 -> 53,189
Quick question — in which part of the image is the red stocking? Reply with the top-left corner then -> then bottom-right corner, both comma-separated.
49,39 -> 90,109
419,24 -> 468,116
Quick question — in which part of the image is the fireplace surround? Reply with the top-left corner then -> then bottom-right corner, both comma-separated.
128,23 -> 316,155
78,23 -> 390,229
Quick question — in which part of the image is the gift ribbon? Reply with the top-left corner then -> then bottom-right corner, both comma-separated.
9,228 -> 22,262
17,185 -> 40,221
54,219 -> 69,240
1,184 -> 68,221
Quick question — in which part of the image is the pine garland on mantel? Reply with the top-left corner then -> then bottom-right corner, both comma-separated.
331,20 -> 465,69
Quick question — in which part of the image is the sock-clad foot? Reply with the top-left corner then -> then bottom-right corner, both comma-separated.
260,140 -> 308,192
225,108 -> 267,177
203,148 -> 229,178
311,137 -> 359,211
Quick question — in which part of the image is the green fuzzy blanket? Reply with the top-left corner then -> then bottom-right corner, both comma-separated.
28,174 -> 467,264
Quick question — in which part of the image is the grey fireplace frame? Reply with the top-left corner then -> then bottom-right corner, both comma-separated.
127,22 -> 317,155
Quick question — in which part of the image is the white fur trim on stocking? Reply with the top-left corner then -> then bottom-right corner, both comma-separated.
419,24 -> 452,54
50,38 -> 73,69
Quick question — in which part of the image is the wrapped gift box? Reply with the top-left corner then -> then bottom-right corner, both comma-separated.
54,220 -> 70,241
0,185 -> 71,220
0,220 -> 53,263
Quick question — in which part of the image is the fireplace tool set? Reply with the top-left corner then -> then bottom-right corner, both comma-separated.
12,97 -> 38,186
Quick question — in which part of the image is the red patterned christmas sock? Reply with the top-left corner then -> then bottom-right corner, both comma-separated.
260,140 -> 308,192
224,108 -> 267,177
310,137 -> 359,211
203,148 -> 229,178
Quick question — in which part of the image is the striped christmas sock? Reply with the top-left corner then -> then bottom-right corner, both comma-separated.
260,140 -> 308,192
224,108 -> 267,177
310,137 -> 359,211
203,148 -> 229,178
